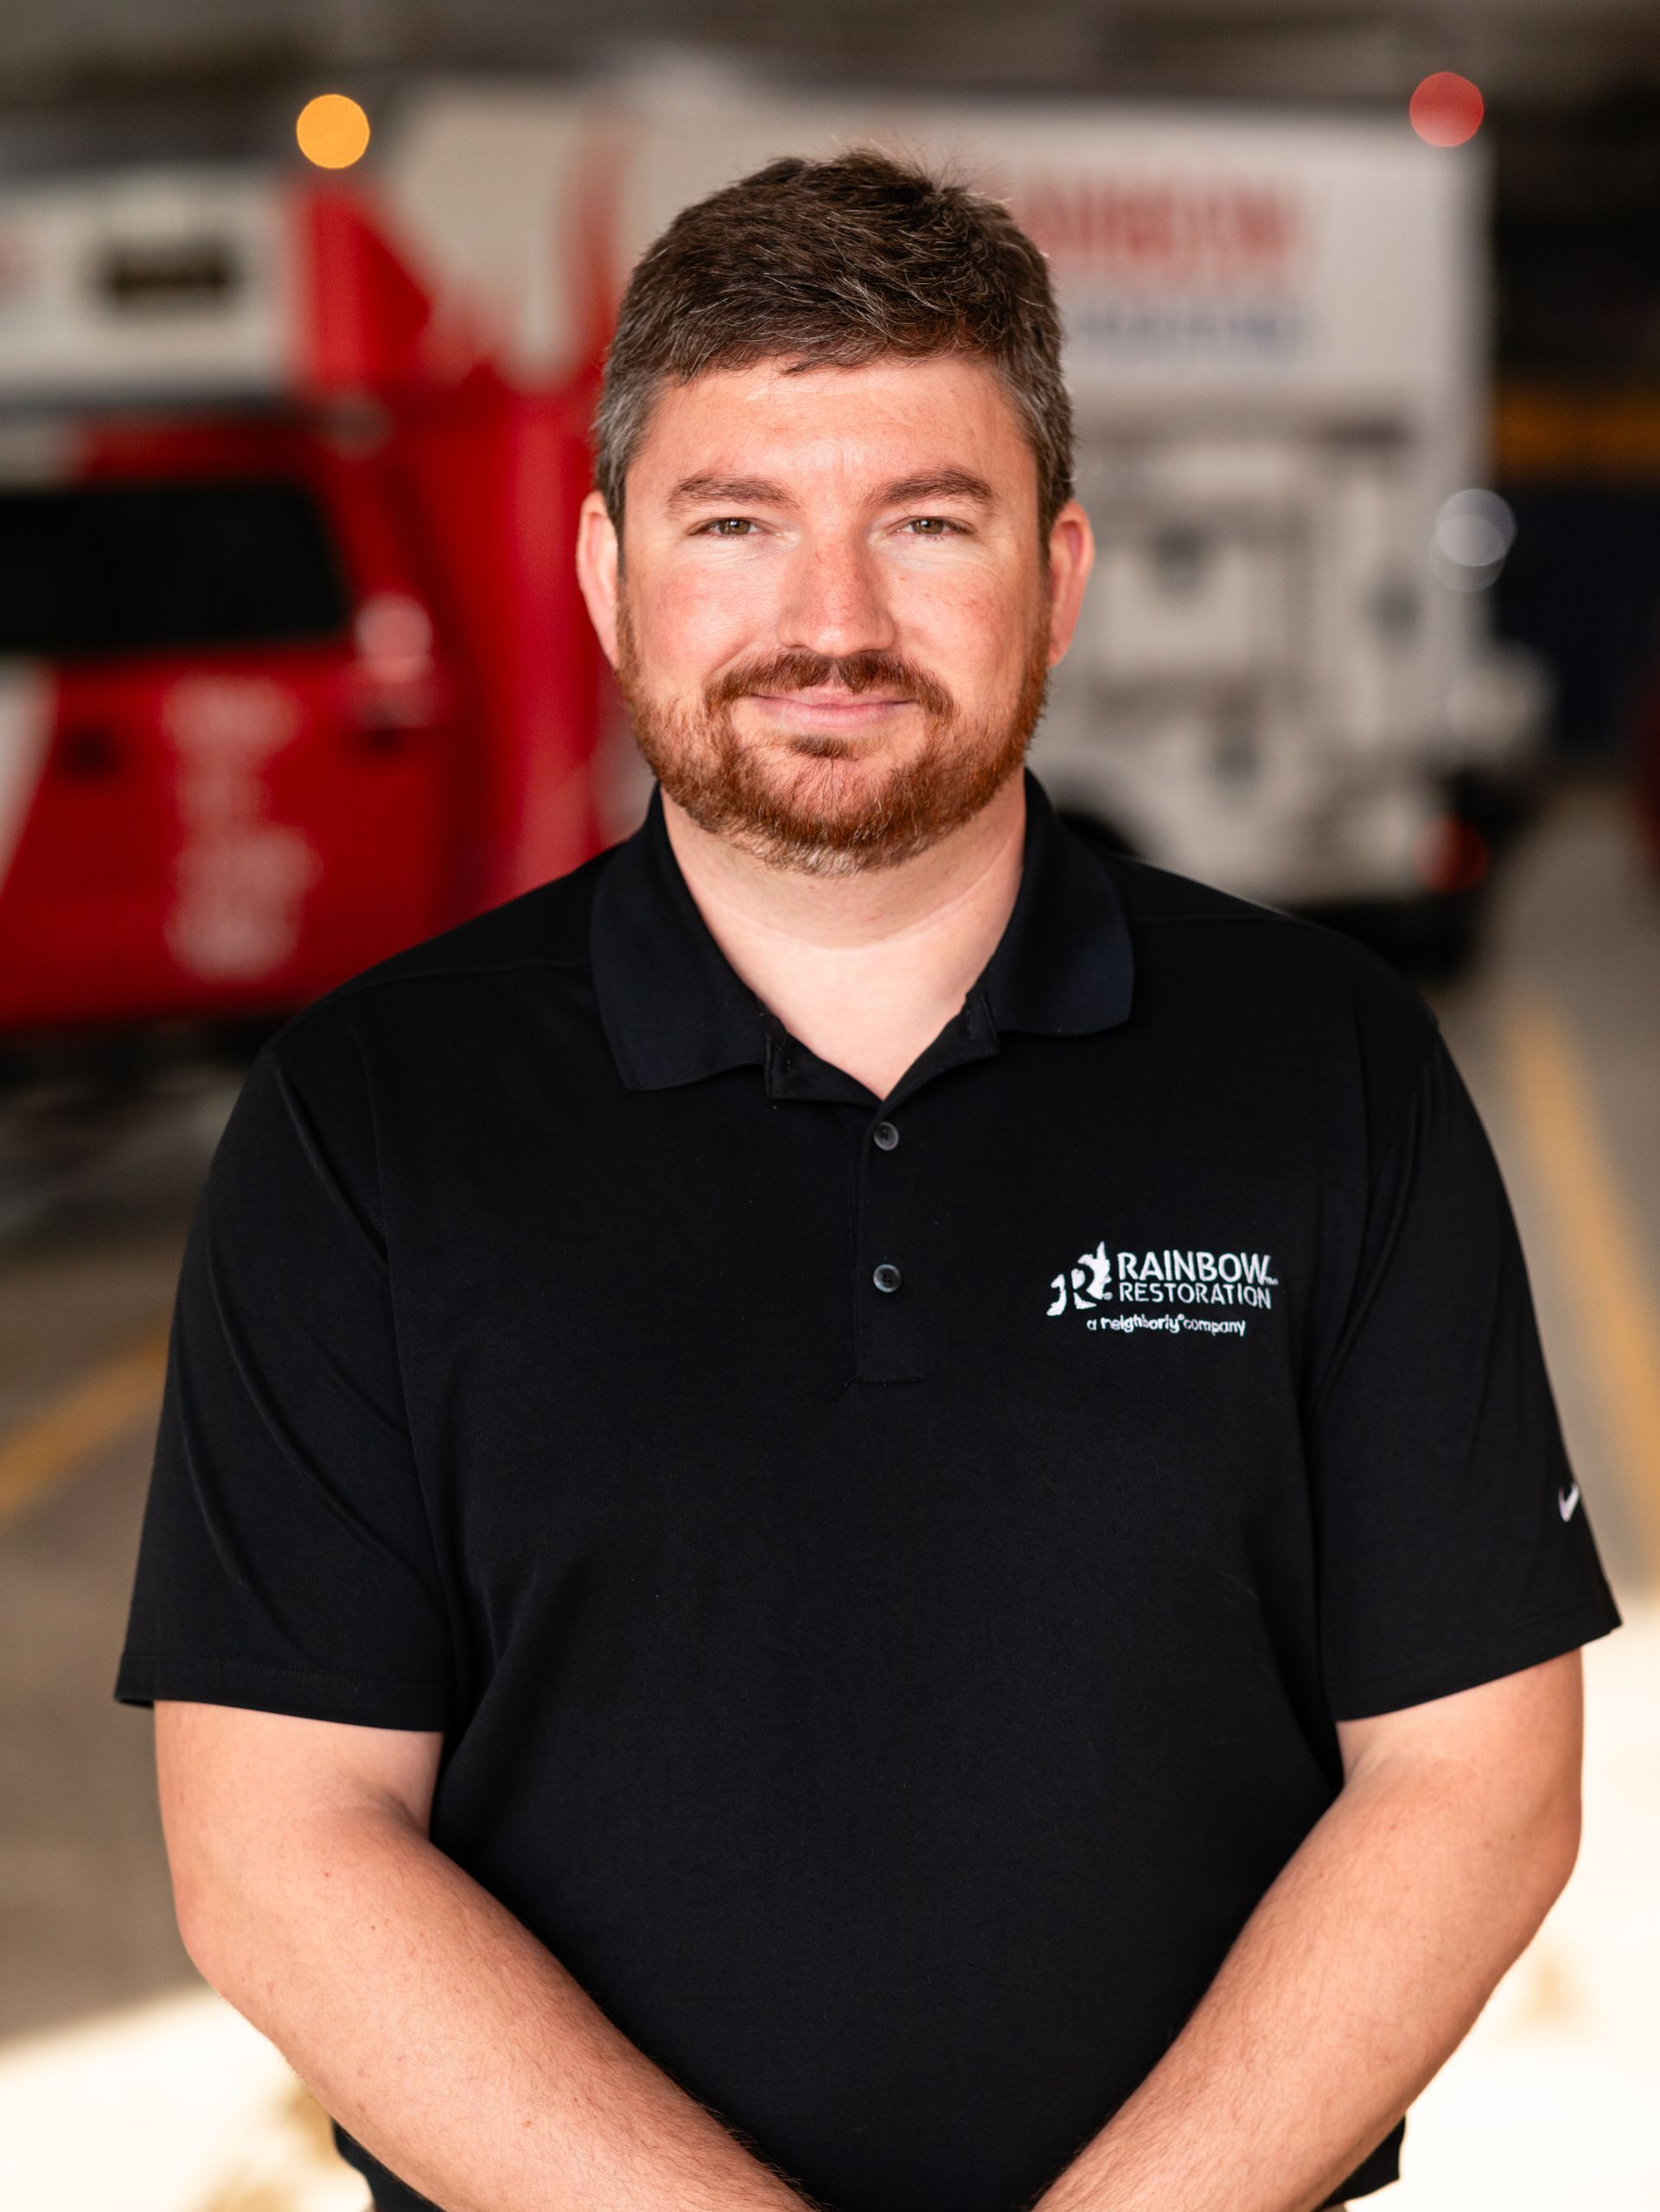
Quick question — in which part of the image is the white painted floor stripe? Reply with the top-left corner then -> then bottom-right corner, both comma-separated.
0,1986 -> 363,2212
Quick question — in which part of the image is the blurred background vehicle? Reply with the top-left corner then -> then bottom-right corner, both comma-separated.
0,10 -> 1657,2212
0,155 -> 606,1096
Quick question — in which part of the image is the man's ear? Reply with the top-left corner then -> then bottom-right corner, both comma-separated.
1044,498 -> 1095,668
576,491 -> 622,667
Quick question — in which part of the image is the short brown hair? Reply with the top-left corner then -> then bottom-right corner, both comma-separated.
594,149 -> 1073,535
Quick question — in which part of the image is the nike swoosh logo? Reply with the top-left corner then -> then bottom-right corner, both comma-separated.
1559,1483 -> 1580,1522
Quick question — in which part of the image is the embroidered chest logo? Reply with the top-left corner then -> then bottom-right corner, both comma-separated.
1047,1241 -> 1279,1337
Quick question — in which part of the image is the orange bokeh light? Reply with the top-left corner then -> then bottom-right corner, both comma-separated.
296,93 -> 372,170
1409,73 -> 1484,148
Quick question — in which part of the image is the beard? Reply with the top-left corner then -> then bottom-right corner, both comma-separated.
614,598 -> 1051,876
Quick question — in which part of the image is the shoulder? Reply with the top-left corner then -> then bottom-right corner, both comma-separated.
265,846 -> 615,1071
209,847 -> 619,1218
1105,850 -> 1440,1144
1108,847 -> 1427,1009
226,847 -> 617,1167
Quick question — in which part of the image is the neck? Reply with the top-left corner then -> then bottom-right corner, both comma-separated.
662,776 -> 1029,1101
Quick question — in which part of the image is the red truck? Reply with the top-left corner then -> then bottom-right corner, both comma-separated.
0,164 -> 612,1063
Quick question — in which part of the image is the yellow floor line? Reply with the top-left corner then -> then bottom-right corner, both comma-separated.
1501,989 -> 1660,1577
0,1320 -> 170,1531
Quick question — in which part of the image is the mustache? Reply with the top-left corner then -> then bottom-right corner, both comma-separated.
705,649 -> 955,721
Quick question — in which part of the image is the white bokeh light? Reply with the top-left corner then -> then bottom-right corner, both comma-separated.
1433,489 -> 1518,590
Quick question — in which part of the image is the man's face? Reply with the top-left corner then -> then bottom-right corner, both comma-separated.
577,354 -> 1094,873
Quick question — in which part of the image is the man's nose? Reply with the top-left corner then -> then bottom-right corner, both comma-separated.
776,534 -> 897,662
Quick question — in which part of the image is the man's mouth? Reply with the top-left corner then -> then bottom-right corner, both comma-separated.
746,687 -> 919,726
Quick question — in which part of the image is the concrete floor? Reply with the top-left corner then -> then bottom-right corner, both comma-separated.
0,775 -> 1656,2209
0,1149 -> 232,2041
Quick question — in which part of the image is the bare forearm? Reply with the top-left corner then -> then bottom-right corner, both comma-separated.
1030,1756 -> 1578,2212
180,1806 -> 814,2212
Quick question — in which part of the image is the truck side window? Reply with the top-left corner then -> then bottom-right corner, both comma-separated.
0,478 -> 351,660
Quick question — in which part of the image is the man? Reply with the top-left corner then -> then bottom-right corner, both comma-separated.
118,153 -> 1619,2212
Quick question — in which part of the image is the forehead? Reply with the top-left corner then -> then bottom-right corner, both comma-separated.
627,354 -> 1035,503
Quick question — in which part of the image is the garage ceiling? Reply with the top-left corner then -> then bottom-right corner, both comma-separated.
0,0 -> 1654,105
0,0 -> 1657,378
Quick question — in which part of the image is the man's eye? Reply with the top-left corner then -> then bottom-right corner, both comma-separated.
903,517 -> 957,536
702,518 -> 755,537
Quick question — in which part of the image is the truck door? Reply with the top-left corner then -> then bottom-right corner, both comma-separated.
0,469 -> 456,1034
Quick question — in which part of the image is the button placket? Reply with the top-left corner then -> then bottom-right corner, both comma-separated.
853,1109 -> 925,1381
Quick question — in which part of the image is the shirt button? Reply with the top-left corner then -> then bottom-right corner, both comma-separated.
872,1262 -> 902,1295
872,1120 -> 899,1152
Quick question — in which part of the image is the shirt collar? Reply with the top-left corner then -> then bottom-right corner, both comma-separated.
589,770 -> 1134,1096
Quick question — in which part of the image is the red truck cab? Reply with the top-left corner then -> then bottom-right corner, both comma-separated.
0,415 -> 464,1032
0,167 -> 608,1052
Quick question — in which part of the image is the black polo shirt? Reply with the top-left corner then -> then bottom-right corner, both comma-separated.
117,772 -> 1620,2212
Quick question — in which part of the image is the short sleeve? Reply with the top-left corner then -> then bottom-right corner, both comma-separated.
1308,1030 -> 1621,1721
114,1028 -> 454,1729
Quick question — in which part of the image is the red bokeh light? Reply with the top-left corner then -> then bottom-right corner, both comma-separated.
1409,73 -> 1484,148
1415,817 -> 1491,895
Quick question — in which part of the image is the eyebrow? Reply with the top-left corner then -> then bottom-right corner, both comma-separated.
665,468 -> 999,514
667,476 -> 791,512
878,470 -> 997,507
